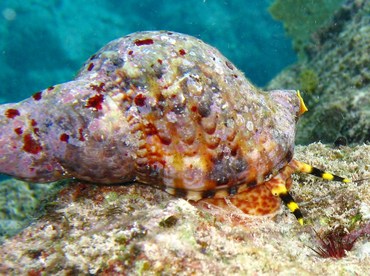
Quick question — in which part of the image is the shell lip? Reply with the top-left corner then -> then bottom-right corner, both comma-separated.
297,90 -> 308,115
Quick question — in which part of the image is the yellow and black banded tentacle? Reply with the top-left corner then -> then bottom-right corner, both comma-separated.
293,160 -> 351,183
271,184 -> 304,226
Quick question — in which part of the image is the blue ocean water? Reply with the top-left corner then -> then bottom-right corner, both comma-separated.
0,0 -> 295,104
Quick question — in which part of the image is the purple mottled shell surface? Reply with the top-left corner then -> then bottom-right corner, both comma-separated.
0,31 -> 303,200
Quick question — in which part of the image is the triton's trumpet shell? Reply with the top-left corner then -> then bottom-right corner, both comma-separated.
0,31 -> 349,224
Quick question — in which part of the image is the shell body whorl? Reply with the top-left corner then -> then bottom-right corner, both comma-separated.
0,31 -> 302,197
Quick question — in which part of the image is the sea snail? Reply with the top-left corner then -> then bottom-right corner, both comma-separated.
0,31 -> 350,225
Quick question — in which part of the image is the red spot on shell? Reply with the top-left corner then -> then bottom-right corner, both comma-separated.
87,63 -> 94,71
23,134 -> 42,154
134,38 -> 154,46
33,128 -> 40,136
179,49 -> 186,55
32,91 -> 42,101
157,93 -> 166,102
5,108 -> 20,119
191,106 -> 197,112
145,123 -> 158,135
231,147 -> 238,156
14,127 -> 23,135
86,94 -> 104,110
134,94 -> 146,106
47,86 -> 55,91
159,135 -> 172,145
157,59 -> 163,64
31,119 -> 37,126
128,50 -> 133,55
60,133 -> 69,143
90,83 -> 105,93
78,128 -> 85,141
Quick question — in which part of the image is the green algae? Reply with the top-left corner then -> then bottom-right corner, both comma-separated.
103,191 -> 119,203
299,68 -> 319,94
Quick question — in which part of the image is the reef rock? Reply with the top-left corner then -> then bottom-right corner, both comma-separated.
268,0 -> 370,144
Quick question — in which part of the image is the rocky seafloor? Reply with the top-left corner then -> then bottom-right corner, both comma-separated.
267,0 -> 370,145
0,143 -> 369,275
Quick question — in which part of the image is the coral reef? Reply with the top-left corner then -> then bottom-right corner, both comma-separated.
268,0 -> 370,144
0,143 -> 369,274
269,0 -> 344,58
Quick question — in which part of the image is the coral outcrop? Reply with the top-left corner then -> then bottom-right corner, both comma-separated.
268,0 -> 370,144
269,0 -> 344,58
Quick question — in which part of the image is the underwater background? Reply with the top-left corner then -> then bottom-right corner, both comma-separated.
0,1 -> 370,274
